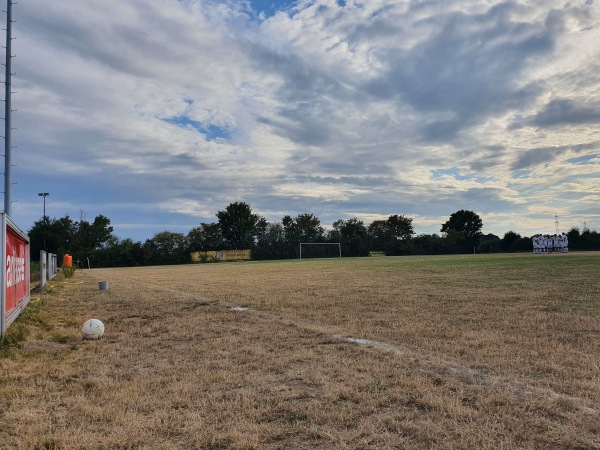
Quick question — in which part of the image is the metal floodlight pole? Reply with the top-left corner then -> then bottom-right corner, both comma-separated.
38,192 -> 49,250
4,0 -> 13,216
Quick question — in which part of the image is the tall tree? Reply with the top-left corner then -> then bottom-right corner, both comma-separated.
369,215 -> 414,254
28,213 -> 113,261
331,218 -> 370,257
281,213 -> 325,257
71,214 -> 114,260
93,237 -> 145,267
283,213 -> 324,242
145,231 -> 188,265
441,210 -> 483,252
387,215 -> 414,241
187,223 -> 224,252
441,210 -> 483,239
367,220 -> 388,252
216,202 -> 263,249
501,231 -> 520,252
28,216 -> 58,259
368,215 -> 414,255
576,229 -> 600,250
254,222 -> 287,260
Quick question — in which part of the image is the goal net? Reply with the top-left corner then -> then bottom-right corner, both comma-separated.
299,242 -> 341,259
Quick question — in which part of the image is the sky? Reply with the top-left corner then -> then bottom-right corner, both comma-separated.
2,0 -> 599,242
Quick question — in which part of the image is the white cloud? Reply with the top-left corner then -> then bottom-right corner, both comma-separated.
6,0 -> 600,240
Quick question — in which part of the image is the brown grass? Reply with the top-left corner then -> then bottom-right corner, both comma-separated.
1,252 -> 599,449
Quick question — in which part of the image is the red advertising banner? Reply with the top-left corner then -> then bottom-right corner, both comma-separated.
5,223 -> 30,315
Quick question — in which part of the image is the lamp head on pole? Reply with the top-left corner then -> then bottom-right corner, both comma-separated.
38,193 -> 50,219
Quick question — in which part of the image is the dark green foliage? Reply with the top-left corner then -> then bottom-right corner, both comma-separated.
62,266 -> 76,278
369,215 -> 415,255
253,222 -> 288,260
501,231 -> 520,252
28,213 -> 114,262
279,213 -> 326,258
93,238 -> 145,267
28,204 -> 600,267
441,210 -> 484,253
441,210 -> 483,239
477,238 -> 502,253
331,218 -> 370,257
568,228 -> 600,251
143,231 -> 189,265
216,202 -> 264,250
188,223 -> 224,252
412,233 -> 447,255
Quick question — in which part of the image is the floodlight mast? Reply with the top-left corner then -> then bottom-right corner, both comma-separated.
4,0 -> 14,216
38,192 -> 49,250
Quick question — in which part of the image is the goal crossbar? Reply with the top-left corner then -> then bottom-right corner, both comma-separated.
299,242 -> 341,259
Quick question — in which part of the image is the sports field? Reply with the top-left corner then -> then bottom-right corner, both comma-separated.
1,253 -> 599,449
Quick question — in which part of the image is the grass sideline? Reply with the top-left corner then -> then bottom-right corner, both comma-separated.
0,252 -> 599,449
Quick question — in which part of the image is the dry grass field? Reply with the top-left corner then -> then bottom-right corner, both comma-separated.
1,252 -> 599,449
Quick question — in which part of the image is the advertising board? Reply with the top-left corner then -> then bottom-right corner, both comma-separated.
48,253 -> 58,280
190,249 -> 252,263
40,250 -> 47,292
0,213 -> 30,337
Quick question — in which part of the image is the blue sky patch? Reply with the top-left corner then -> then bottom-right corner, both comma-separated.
432,167 -> 470,181
203,124 -> 232,141
566,154 -> 598,165
164,116 -> 232,141
511,170 -> 531,179
247,0 -> 297,18
432,167 -> 490,183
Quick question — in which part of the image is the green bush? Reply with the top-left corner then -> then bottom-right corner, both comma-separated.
62,266 -> 76,278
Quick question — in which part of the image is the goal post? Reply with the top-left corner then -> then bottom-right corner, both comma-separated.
299,242 -> 341,259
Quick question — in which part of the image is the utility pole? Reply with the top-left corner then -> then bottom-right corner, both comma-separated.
4,0 -> 14,216
38,192 -> 49,249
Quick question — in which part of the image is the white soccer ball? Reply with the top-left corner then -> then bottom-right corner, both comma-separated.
81,319 -> 105,340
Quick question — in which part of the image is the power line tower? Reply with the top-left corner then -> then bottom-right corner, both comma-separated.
554,214 -> 559,235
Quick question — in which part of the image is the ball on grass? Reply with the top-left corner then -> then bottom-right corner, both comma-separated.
81,319 -> 105,340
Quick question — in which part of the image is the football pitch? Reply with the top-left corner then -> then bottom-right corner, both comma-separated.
1,253 -> 599,449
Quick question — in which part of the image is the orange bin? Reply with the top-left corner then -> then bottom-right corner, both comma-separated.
63,254 -> 72,267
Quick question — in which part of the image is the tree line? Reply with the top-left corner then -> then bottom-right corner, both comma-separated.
27,203 -> 600,267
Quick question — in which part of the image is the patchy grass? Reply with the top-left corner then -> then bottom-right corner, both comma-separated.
0,252 -> 599,449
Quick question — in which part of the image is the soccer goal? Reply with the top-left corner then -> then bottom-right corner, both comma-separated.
299,242 -> 342,259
